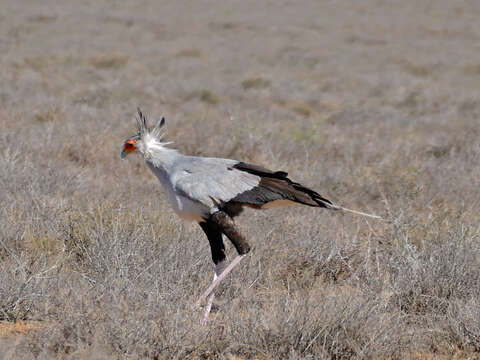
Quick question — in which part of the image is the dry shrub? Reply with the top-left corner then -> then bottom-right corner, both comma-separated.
1,0 -> 480,358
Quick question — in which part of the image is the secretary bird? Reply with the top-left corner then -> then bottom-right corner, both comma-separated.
121,108 -> 380,322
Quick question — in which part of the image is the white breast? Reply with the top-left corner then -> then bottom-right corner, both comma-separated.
147,162 -> 209,222
167,190 -> 209,222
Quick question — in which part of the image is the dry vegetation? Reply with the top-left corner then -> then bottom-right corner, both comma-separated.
1,0 -> 480,359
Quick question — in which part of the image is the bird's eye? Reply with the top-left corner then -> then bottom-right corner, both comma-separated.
125,140 -> 136,150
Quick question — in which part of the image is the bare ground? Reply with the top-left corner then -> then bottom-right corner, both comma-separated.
1,0 -> 480,359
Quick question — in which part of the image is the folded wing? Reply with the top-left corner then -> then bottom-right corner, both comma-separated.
229,162 -> 336,209
171,157 -> 261,209
172,158 -> 335,214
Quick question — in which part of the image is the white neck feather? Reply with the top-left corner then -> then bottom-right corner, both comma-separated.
140,133 -> 179,170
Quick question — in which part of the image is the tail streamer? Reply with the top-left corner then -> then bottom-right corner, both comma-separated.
331,205 -> 382,219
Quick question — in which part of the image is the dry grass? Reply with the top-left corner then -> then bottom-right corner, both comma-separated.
0,321 -> 43,338
1,0 -> 480,358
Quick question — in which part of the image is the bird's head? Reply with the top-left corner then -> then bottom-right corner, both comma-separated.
121,108 -> 166,159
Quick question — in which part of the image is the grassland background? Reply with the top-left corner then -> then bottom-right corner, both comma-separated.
1,0 -> 480,358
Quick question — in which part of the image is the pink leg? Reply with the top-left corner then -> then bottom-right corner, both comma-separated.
196,254 -> 246,308
201,274 -> 217,325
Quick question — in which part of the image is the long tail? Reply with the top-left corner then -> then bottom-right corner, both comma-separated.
230,162 -> 382,219
329,204 -> 382,219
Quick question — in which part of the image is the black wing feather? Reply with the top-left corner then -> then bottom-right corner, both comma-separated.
229,162 -> 335,209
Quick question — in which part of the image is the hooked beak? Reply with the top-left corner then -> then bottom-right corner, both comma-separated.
121,150 -> 127,159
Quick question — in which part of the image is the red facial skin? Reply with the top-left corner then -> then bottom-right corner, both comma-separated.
123,139 -> 137,155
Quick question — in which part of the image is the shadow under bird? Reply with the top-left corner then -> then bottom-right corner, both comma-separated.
121,108 -> 381,323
